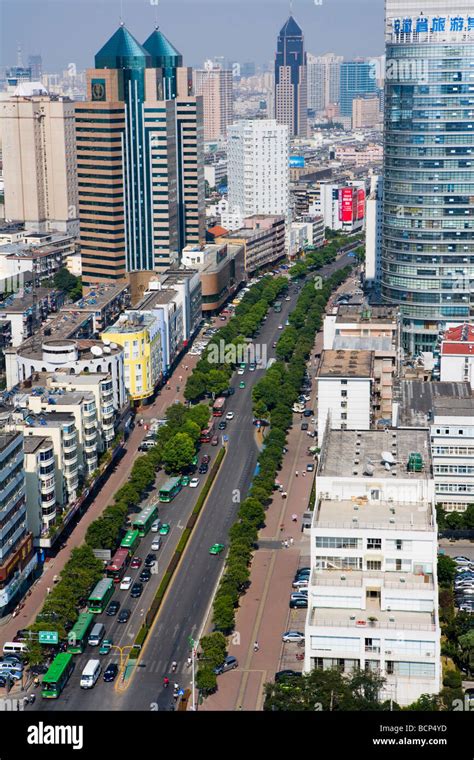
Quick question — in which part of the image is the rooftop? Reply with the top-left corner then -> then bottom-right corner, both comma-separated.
314,497 -> 434,532
334,305 -> 398,324
142,26 -> 182,66
310,605 -> 436,632
0,432 -> 22,453
318,428 -> 432,480
397,380 -> 473,427
318,349 -> 374,378
311,569 -> 434,591
95,24 -> 151,69
137,290 -> 177,309
23,435 -> 50,454
17,338 -> 123,362
103,311 -> 160,335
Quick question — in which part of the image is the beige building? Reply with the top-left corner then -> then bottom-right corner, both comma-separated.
193,62 -> 233,141
0,92 -> 78,234
352,96 -> 381,128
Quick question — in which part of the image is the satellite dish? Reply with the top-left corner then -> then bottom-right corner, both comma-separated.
381,451 -> 395,464
363,462 -> 374,476
384,462 -> 391,471
102,339 -> 111,346
90,345 -> 103,357
104,346 -> 111,354
110,342 -> 118,350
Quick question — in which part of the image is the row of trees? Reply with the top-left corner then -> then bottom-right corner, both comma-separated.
184,276 -> 288,403
196,264 -> 354,694
288,232 -> 361,280
27,403 -> 211,660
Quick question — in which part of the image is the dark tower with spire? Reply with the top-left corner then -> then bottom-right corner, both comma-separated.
274,15 -> 307,138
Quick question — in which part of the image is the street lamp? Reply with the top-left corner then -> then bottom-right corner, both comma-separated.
188,636 -> 198,711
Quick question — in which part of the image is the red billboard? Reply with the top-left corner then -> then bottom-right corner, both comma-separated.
339,188 -> 354,222
357,188 -> 366,221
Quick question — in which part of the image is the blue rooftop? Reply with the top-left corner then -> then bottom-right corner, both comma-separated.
279,16 -> 303,37
95,24 -> 152,69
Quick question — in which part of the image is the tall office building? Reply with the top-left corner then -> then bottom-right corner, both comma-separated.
27,54 -> 43,80
339,61 -> 377,117
77,24 -> 204,284
274,16 -> 307,138
193,61 -> 233,141
143,29 -> 205,250
382,2 -> 474,354
0,92 -> 78,234
307,53 -> 343,113
227,119 -> 289,218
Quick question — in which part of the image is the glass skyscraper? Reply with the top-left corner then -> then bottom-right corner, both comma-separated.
339,61 -> 377,117
382,4 -> 474,354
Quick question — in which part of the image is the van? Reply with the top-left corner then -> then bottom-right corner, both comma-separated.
87,623 -> 105,647
80,659 -> 101,689
151,519 -> 162,533
2,642 -> 27,657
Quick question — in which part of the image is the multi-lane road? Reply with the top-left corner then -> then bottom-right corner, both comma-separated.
34,252 -> 355,712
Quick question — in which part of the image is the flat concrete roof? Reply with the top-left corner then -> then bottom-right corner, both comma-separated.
397,380 -> 473,427
23,435 -> 50,454
318,349 -> 374,378
318,428 -> 432,480
335,305 -> 398,324
310,605 -> 436,631
137,290 -> 176,309
315,497 -> 433,531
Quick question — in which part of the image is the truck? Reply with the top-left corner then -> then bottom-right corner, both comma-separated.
273,301 -> 282,313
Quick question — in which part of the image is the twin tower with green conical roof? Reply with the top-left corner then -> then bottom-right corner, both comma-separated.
77,24 -> 204,284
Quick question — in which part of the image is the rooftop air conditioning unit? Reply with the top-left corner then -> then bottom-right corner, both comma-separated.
386,650 -> 392,654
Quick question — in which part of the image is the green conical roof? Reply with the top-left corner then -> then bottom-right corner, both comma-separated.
95,24 -> 152,69
143,27 -> 183,67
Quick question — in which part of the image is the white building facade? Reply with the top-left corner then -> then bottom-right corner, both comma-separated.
227,119 -> 289,219
306,429 -> 441,706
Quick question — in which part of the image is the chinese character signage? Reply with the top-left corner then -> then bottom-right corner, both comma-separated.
392,14 -> 474,35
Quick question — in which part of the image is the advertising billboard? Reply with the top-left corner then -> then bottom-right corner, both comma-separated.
357,188 -> 366,220
339,187 -> 354,222
289,155 -> 305,168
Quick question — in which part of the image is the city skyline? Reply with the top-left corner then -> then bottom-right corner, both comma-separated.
0,0 -> 384,74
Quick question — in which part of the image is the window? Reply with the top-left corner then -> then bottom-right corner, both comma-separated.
367,561 -> 382,570
367,538 -> 382,550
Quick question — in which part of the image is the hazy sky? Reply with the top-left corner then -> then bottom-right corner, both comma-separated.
0,0 -> 384,73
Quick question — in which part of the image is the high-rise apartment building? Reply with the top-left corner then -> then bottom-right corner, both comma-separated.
227,119 -> 289,218
307,53 -> 343,113
274,16 -> 307,138
193,61 -> 233,141
0,93 -> 78,234
339,61 -> 377,117
27,54 -> 43,80
352,95 -> 381,128
0,431 -> 37,616
382,2 -> 474,354
76,24 -> 204,284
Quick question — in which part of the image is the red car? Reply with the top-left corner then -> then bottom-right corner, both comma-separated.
130,557 -> 142,569
201,454 -> 211,465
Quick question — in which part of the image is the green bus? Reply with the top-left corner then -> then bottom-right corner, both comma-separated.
132,503 -> 158,537
120,529 -> 141,555
159,477 -> 182,503
67,612 -> 95,654
41,652 -> 75,699
273,301 -> 282,313
87,578 -> 115,614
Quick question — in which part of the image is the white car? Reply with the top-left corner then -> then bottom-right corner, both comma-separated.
285,296 -> 291,301
278,324 -> 283,330
189,477 -> 200,488
151,539 -> 161,551
237,367 -> 245,375
226,411 -> 234,420
120,576 -> 132,590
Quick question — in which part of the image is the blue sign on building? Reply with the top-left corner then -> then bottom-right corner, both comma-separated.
289,155 -> 305,168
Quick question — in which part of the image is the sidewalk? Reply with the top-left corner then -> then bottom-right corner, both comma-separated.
0,336 -> 205,647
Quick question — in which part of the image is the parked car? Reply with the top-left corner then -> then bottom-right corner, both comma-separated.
303,409 -> 313,418
198,463 -> 208,474
189,477 -> 200,488
275,670 -> 302,682
292,578 -> 309,589
214,656 -> 239,675
301,423 -> 309,431
282,631 -> 305,643
306,463 -> 315,472
290,598 -> 308,609
139,569 -> 151,582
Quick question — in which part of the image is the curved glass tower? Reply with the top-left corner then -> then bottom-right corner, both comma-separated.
381,8 -> 474,354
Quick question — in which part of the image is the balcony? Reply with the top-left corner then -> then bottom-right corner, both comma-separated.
311,569 -> 434,591
309,606 -> 437,632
